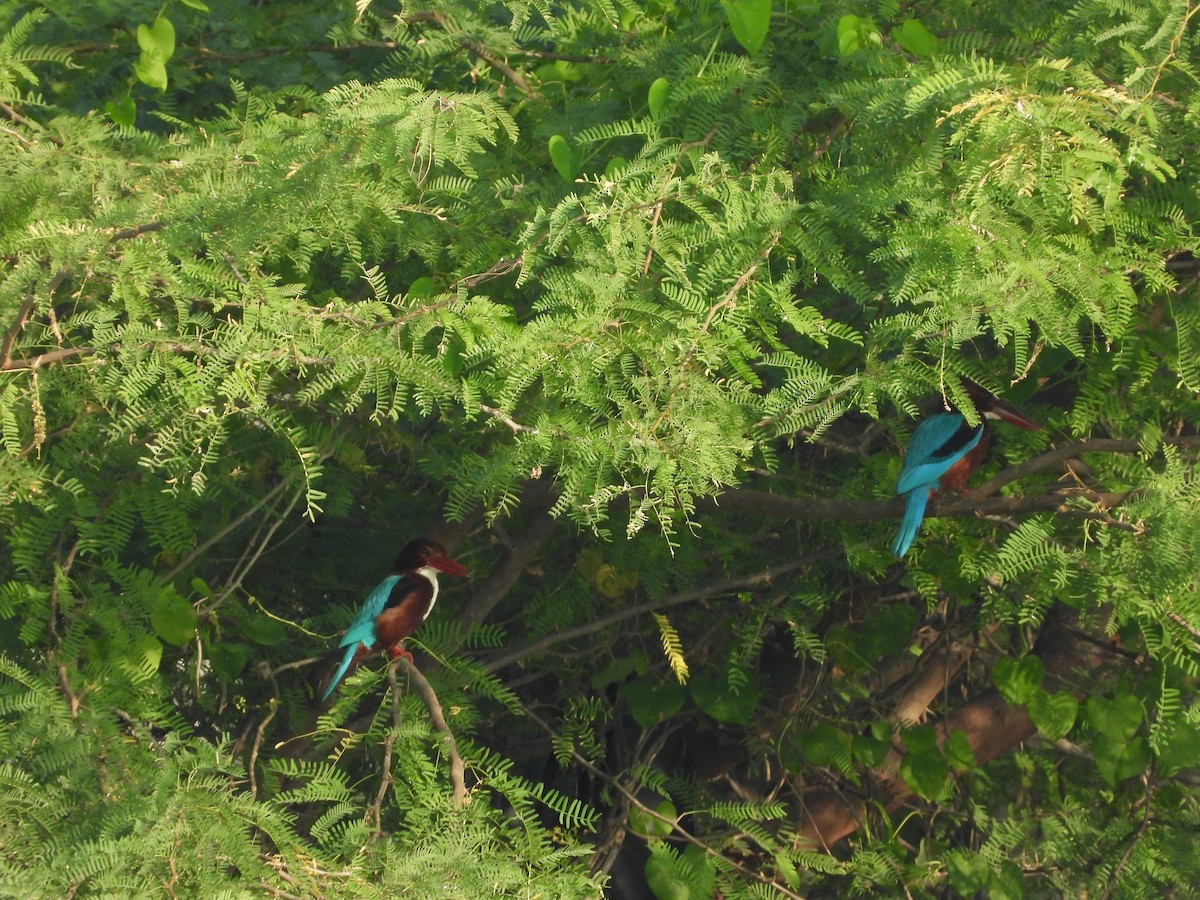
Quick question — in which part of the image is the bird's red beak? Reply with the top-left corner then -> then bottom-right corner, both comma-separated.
429,554 -> 470,578
960,378 -> 1041,431
986,396 -> 1041,432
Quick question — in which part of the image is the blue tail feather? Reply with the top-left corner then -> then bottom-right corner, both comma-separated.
321,643 -> 359,703
892,488 -> 931,558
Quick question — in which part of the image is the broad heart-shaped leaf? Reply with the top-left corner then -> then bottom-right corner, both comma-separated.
944,729 -> 977,773
136,17 -> 176,61
242,608 -> 287,646
1027,689 -> 1079,740
591,651 -> 647,689
1087,693 -> 1144,742
800,723 -> 853,768
689,668 -> 759,724
628,799 -> 677,840
720,0 -> 771,55
624,675 -> 685,728
894,18 -> 936,57
852,731 -> 890,767
208,641 -> 252,680
902,724 -> 939,753
1155,723 -> 1200,776
644,847 -> 690,900
647,77 -> 671,119
548,134 -> 577,179
149,588 -> 198,645
900,743 -> 949,801
1093,734 -> 1151,786
836,14 -> 882,57
133,54 -> 168,92
104,96 -> 137,127
993,654 -> 1045,706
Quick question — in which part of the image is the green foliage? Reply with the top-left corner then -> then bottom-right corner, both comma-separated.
1,0 -> 1199,895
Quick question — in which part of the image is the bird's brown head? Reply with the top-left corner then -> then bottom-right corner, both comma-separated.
959,377 -> 1041,432
393,539 -> 470,578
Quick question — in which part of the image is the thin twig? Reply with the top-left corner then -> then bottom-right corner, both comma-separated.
108,222 -> 165,243
0,99 -> 61,146
248,698 -> 279,799
370,664 -> 405,837
0,123 -> 32,145
485,550 -> 835,672
479,403 -> 539,434
0,291 -> 36,370
215,484 -> 306,605
397,656 -> 469,807
460,38 -> 536,95
164,479 -> 291,582
266,655 -> 324,677
520,702 -> 804,899
1099,774 -> 1156,900
0,346 -> 94,371
57,665 -> 80,719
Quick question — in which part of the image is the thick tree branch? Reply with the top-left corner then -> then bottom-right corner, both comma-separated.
396,657 -> 469,808
970,435 -> 1200,498
797,606 -> 1114,848
715,435 -> 1200,524
455,479 -> 559,633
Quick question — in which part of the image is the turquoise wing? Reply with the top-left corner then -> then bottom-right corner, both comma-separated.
895,413 -> 982,496
322,574 -> 403,702
338,574 -> 402,650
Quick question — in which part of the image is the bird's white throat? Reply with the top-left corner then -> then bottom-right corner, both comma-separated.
417,566 -> 440,619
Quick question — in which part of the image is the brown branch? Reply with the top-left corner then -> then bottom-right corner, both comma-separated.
0,346 -> 95,371
57,664 -> 80,719
970,436 -> 1200,498
708,485 -> 1073,523
484,549 -> 836,673
369,257 -> 524,331
397,656 -> 469,808
371,665 -> 405,837
456,479 -> 559,633
1099,775 -> 1157,900
108,222 -> 165,243
714,434 -> 1200,524
0,100 -> 60,146
460,38 -> 536,95
248,698 -> 279,799
1,291 -> 36,370
479,403 -> 539,434
797,606 -> 1114,848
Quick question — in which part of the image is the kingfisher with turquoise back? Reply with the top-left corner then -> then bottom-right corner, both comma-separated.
891,380 -> 1041,558
321,538 -> 470,702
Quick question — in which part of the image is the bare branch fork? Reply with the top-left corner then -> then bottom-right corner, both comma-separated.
372,657 -> 469,818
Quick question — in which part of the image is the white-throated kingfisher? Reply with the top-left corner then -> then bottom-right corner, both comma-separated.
892,380 -> 1040,558
321,538 -> 469,702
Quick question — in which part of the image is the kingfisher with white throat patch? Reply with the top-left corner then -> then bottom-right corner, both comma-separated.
321,538 -> 469,702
